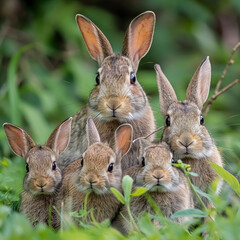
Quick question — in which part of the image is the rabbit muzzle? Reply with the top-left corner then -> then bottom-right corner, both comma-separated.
171,132 -> 203,159
28,176 -> 56,195
144,168 -> 172,191
78,172 -> 109,194
98,95 -> 132,120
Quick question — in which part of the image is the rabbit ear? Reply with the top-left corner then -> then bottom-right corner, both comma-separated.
46,117 -> 72,156
86,117 -> 100,146
155,64 -> 177,116
122,11 -> 155,70
3,123 -> 35,159
115,124 -> 133,157
138,139 -> 151,159
76,14 -> 113,65
186,57 -> 211,109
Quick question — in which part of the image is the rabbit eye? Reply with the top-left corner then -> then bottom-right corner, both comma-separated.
26,164 -> 29,172
171,158 -> 175,164
200,115 -> 204,125
108,163 -> 114,172
81,159 -> 84,167
165,115 -> 170,127
130,72 -> 136,84
96,72 -> 100,85
142,157 -> 145,167
52,161 -> 56,170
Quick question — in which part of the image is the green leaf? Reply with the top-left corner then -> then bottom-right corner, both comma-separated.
110,188 -> 125,204
171,208 -> 208,219
122,175 -> 133,204
0,158 -> 9,167
192,184 -> 213,203
209,162 -> 240,197
131,187 -> 148,197
189,172 -> 198,177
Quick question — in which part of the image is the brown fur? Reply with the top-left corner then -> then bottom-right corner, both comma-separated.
3,118 -> 72,227
114,142 -> 193,234
59,12 -> 156,170
155,58 -> 224,209
55,118 -> 133,228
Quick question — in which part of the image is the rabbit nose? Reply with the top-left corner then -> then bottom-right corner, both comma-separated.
107,103 -> 121,115
178,140 -> 193,148
87,176 -> 98,187
36,181 -> 47,190
153,175 -> 163,180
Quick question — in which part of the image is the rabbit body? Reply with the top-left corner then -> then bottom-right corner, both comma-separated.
59,12 -> 156,170
115,143 -> 193,234
57,154 -> 121,225
55,118 -> 133,227
19,146 -> 62,226
155,58 -> 224,208
3,118 -> 72,226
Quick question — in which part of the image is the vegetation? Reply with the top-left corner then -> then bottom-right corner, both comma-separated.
0,0 -> 239,239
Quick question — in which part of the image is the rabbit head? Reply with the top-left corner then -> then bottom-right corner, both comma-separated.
3,118 -> 72,195
73,117 -> 133,194
136,141 -> 179,192
155,57 -> 213,161
76,11 -> 155,122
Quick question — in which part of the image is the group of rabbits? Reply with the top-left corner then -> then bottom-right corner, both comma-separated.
3,11 -> 223,233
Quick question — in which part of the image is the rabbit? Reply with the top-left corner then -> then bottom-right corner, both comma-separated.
114,141 -> 193,234
55,117 -> 133,228
59,11 -> 156,170
3,117 -> 72,227
154,57 -> 224,209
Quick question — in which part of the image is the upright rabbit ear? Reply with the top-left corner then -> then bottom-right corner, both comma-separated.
186,57 -> 211,109
115,124 -> 133,157
46,117 -> 72,156
138,139 -> 151,159
86,117 -> 100,146
76,14 -> 113,65
122,11 -> 155,70
154,64 -> 177,116
3,123 -> 35,158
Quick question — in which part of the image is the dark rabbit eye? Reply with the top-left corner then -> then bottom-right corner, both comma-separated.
142,157 -> 145,167
26,164 -> 29,172
130,72 -> 136,84
96,72 -> 100,85
200,115 -> 204,125
81,159 -> 84,167
171,158 -> 175,164
52,161 -> 56,170
166,115 -> 170,127
108,163 -> 114,172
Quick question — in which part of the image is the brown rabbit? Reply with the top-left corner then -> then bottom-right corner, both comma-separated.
114,141 -> 193,234
154,57 -> 223,209
55,117 -> 133,228
59,11 -> 156,170
3,117 -> 72,226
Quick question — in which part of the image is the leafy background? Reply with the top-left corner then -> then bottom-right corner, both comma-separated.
0,0 -> 239,239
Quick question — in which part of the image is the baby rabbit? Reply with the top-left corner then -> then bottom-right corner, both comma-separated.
155,57 -> 223,208
56,117 -> 133,227
115,141 -> 193,234
3,117 -> 72,226
59,11 -> 156,170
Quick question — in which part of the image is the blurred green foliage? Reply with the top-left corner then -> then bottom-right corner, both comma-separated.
0,0 -> 240,239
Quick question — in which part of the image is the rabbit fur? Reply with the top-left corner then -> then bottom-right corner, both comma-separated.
114,141 -> 193,234
154,57 -> 223,209
59,11 -> 156,170
3,118 -> 72,226
55,118 -> 133,227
